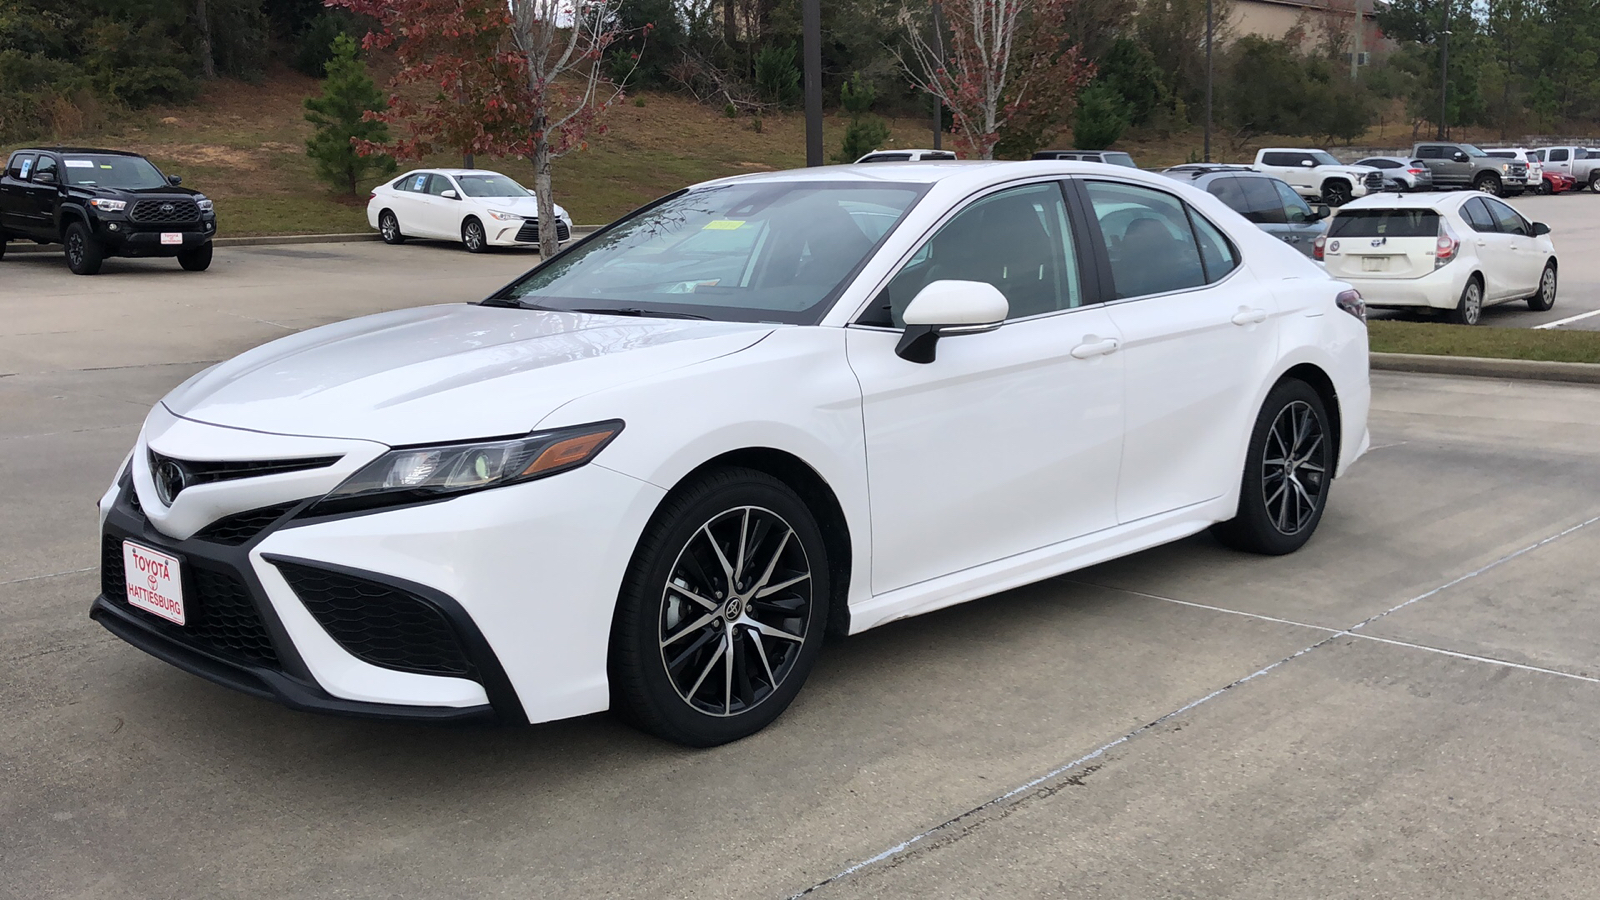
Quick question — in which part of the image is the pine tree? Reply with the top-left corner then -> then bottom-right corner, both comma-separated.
303,34 -> 395,195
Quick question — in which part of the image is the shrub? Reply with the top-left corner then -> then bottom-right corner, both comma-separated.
304,34 -> 395,195
1073,83 -> 1129,150
834,73 -> 891,163
754,43 -> 801,108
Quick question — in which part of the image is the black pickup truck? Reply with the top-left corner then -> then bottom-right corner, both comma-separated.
0,147 -> 217,275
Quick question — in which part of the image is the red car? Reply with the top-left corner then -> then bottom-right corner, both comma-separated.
1542,170 -> 1576,194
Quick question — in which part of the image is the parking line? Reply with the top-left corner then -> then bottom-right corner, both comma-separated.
785,513 -> 1600,898
1533,308 -> 1600,329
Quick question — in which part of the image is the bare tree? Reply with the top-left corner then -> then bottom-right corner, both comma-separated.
194,0 -> 215,78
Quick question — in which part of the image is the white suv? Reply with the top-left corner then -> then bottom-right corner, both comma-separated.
1485,149 -> 1544,193
855,149 -> 958,163
1253,148 -> 1384,206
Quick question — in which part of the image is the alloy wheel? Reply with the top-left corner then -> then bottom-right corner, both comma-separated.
1260,400 -> 1328,536
657,505 -> 812,717
1462,281 -> 1483,325
1542,268 -> 1556,305
66,231 -> 83,267
380,214 -> 398,241
464,221 -> 484,251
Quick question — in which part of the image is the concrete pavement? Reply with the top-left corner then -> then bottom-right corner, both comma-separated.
3,243 -> 1600,898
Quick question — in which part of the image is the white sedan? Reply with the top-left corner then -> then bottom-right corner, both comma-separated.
1317,192 -> 1557,325
95,162 -> 1370,746
366,168 -> 573,252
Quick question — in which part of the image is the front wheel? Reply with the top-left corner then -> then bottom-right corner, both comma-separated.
1323,181 -> 1353,206
177,242 -> 213,272
64,221 -> 103,275
1474,173 -> 1503,196
1448,277 -> 1484,325
609,468 -> 829,747
1528,262 -> 1557,312
1211,380 -> 1333,556
461,217 -> 488,253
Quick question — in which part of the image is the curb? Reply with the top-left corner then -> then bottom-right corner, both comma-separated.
6,227 -> 601,254
1371,351 -> 1600,385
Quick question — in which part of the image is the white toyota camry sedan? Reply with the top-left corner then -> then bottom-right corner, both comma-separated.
366,168 -> 574,252
96,162 -> 1371,746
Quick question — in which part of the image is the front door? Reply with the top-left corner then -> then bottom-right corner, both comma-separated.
1078,178 -> 1284,523
1482,196 -> 1545,293
20,154 -> 60,237
1461,198 -> 1515,300
847,180 -> 1126,595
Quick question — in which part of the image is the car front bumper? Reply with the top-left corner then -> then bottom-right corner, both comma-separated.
97,219 -> 216,256
487,219 -> 573,247
95,417 -> 666,726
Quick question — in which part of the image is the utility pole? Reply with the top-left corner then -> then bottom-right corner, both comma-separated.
1351,0 -> 1362,80
1204,0 -> 1213,162
1437,0 -> 1450,140
803,0 -> 823,166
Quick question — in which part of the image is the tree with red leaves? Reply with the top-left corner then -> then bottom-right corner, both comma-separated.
331,0 -> 642,257
899,0 -> 1095,159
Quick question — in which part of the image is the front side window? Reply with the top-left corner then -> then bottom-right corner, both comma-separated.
1549,149 -> 1569,162
33,155 -> 58,182
1458,144 -> 1488,157
1308,151 -> 1341,166
869,181 -> 1082,326
1239,177 -> 1287,225
1085,180 -> 1209,299
496,181 -> 924,325
1271,180 -> 1315,223
61,155 -> 167,189
1484,197 -> 1529,236
1460,198 -> 1496,233
1105,153 -> 1137,168
426,175 -> 456,197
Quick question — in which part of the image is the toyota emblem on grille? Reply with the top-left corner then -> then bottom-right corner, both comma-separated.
154,459 -> 188,505
160,203 -> 175,214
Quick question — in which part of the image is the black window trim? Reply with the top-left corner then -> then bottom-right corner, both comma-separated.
1069,177 -> 1243,307
846,175 -> 1108,330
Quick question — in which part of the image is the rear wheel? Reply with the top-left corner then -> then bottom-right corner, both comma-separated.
1590,172 -> 1600,193
461,217 -> 487,253
1448,276 -> 1484,325
177,241 -> 213,272
1528,262 -> 1557,312
1211,379 -> 1334,556
609,467 -> 829,747
64,221 -> 103,275
1474,173 -> 1502,196
378,210 -> 405,244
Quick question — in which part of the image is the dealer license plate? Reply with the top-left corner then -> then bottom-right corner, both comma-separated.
1361,256 -> 1388,272
160,233 -> 183,245
123,541 -> 185,625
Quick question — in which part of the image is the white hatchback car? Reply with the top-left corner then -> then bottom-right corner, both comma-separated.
96,162 -> 1370,746
1317,192 -> 1557,325
367,169 -> 573,252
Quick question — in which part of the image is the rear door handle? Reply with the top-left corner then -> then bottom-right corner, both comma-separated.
1070,337 -> 1120,359
1231,308 -> 1269,326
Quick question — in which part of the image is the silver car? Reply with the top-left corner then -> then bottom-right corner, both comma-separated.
1356,157 -> 1434,191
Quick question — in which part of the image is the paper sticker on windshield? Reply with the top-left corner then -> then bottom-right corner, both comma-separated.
64,159 -> 95,168
413,175 -> 428,190
703,220 -> 745,230
18,159 -> 31,178
100,164 -> 113,169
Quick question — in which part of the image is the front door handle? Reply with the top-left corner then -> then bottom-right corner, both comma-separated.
1231,308 -> 1269,326
1070,337 -> 1120,359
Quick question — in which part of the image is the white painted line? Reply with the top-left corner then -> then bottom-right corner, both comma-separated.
1533,308 -> 1600,329
788,514 -> 1600,898
0,566 -> 94,587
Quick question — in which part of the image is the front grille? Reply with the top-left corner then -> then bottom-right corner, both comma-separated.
194,502 -> 297,545
1364,171 -> 1385,191
130,199 -> 201,224
514,220 -> 571,244
147,451 -> 340,502
275,562 -> 478,679
101,534 -> 280,667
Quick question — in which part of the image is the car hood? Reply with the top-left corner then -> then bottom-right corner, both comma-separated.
469,195 -> 569,220
162,304 -> 774,445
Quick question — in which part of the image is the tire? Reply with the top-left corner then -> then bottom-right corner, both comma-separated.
1590,172 -> 1600,193
1474,173 -> 1502,196
1527,261 -> 1557,312
64,220 -> 103,275
461,217 -> 488,253
0,234 -> 7,260
1323,180 -> 1353,206
1448,276 -> 1484,325
1211,380 -> 1334,556
378,210 -> 405,244
177,241 -> 213,272
609,467 -> 830,747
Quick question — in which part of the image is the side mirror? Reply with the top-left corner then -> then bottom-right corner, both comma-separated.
895,280 -> 1009,363
1310,204 -> 1331,221
441,189 -> 459,199
1452,152 -> 1468,162
167,174 -> 182,185
1533,222 -> 1551,236
1300,160 -> 1314,167
33,170 -> 56,185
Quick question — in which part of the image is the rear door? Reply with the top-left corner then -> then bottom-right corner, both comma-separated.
0,152 -> 36,233
1322,206 -> 1442,282
389,172 -> 433,235
21,153 -> 60,236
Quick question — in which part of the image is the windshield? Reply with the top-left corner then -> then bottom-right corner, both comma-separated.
62,155 -> 167,189
1459,144 -> 1488,157
493,181 -> 926,324
1309,151 -> 1341,166
457,174 -> 532,198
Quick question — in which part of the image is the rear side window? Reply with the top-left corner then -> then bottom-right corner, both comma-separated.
1328,208 -> 1440,238
1085,180 -> 1209,299
1261,152 -> 1298,167
1104,153 -> 1136,168
1189,213 -> 1239,282
1362,159 -> 1397,169
1417,146 -> 1443,159
1486,151 -> 1514,159
395,173 -> 429,192
1238,177 -> 1286,225
1549,149 -> 1569,162
7,153 -> 35,179
1204,176 -> 1248,216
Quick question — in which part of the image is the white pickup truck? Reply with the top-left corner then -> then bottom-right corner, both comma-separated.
1537,146 -> 1600,192
1252,148 -> 1385,206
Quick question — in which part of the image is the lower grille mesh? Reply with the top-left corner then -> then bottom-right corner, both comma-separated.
276,563 -> 478,679
194,503 -> 296,545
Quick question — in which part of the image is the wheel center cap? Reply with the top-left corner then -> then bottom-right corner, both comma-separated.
724,598 -> 744,621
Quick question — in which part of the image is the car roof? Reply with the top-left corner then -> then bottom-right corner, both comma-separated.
1356,155 -> 1415,161
14,147 -> 146,157
1259,147 -> 1330,153
1340,191 -> 1473,210
693,160 -> 1197,195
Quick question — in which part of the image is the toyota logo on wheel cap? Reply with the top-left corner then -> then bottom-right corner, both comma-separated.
154,459 -> 188,505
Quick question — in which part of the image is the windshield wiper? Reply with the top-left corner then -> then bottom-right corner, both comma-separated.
566,307 -> 712,320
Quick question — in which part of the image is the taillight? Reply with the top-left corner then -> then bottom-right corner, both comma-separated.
1407,168 -> 1424,175
1313,233 -> 1326,261
1435,222 -> 1459,269
1336,288 -> 1366,323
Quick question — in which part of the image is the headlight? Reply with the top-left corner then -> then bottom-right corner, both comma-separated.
308,420 -> 623,515
89,198 -> 126,212
196,196 -> 214,213
487,209 -> 523,221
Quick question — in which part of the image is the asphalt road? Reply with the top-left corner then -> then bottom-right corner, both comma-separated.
4,242 -> 1600,898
